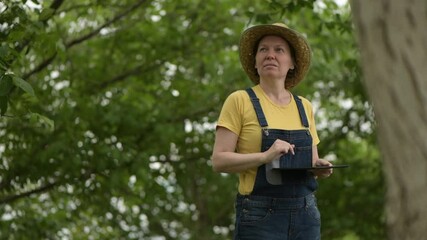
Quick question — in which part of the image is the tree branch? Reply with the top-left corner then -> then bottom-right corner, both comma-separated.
61,4 -> 122,13
22,0 -> 149,80
50,0 -> 65,10
95,60 -> 165,91
22,53 -> 57,80
66,0 -> 148,48
0,181 -> 57,205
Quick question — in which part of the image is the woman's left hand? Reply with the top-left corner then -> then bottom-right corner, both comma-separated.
311,159 -> 333,178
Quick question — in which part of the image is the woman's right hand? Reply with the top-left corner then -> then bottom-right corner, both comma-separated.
213,128 -> 295,173
262,139 -> 295,164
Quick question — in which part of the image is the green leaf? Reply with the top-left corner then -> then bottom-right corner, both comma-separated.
30,112 -> 55,132
7,25 -> 27,42
0,96 -> 7,116
0,45 -> 19,63
0,75 -> 13,96
0,46 -> 9,59
12,76 -> 35,96
0,61 -> 6,74
39,8 -> 55,22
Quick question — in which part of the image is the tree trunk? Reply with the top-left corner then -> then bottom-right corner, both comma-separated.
350,1 -> 427,239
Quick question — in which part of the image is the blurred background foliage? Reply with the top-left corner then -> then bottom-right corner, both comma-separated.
0,0 -> 385,239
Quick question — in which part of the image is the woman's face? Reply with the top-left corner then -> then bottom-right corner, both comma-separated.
254,35 -> 294,81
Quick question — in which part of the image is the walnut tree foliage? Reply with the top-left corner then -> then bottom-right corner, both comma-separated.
0,0 -> 384,239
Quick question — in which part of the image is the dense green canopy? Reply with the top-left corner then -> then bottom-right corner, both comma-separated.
0,0 -> 384,239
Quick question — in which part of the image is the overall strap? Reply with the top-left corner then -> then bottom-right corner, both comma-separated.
246,88 -> 309,129
293,95 -> 309,128
245,88 -> 268,128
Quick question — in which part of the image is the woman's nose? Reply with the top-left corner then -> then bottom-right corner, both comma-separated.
265,50 -> 275,59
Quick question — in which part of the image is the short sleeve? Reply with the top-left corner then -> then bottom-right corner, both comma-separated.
216,91 -> 245,136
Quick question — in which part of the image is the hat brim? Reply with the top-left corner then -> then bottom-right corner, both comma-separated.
239,24 -> 311,89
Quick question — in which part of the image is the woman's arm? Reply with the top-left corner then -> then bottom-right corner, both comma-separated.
211,127 -> 295,173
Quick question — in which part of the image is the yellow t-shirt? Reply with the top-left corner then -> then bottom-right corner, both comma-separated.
217,85 -> 320,195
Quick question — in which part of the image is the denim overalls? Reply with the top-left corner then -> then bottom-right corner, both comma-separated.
234,88 -> 321,240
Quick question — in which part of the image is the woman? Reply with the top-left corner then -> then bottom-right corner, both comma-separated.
212,23 -> 333,240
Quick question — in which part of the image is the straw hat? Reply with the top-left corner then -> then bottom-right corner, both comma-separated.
239,23 -> 312,89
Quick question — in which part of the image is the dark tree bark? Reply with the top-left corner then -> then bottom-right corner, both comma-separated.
350,1 -> 427,239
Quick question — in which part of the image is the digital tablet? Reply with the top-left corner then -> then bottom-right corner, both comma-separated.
275,165 -> 349,170
307,164 -> 349,170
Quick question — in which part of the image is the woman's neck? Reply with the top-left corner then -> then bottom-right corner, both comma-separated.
259,79 -> 291,106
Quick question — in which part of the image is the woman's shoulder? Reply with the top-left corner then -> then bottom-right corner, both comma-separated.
293,94 -> 311,103
226,89 -> 251,101
292,94 -> 314,108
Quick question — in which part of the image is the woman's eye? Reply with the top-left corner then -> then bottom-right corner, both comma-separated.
259,47 -> 267,52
